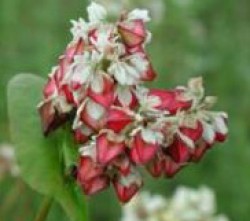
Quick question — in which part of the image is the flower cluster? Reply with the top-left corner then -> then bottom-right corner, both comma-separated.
121,187 -> 230,221
38,2 -> 228,203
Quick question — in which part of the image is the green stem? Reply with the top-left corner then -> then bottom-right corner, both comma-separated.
34,197 -> 53,221
0,179 -> 25,215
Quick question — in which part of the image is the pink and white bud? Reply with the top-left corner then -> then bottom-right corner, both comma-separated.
118,20 -> 147,48
106,107 -> 133,133
96,132 -> 125,165
113,172 -> 143,203
130,131 -> 160,165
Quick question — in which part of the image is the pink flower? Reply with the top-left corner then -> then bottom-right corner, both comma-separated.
39,2 -> 229,203
96,132 -> 125,165
113,172 -> 143,203
130,132 -> 159,165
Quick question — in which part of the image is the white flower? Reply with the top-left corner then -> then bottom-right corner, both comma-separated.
108,61 -> 140,85
0,144 -> 20,179
201,121 -> 216,144
86,99 -> 106,120
170,186 -> 216,221
127,9 -> 151,22
87,2 -> 107,23
141,128 -> 163,144
136,86 -> 161,112
116,86 -> 133,107
120,169 -> 142,187
120,187 -> 230,221
213,115 -> 228,135
214,215 -> 230,221
65,51 -> 103,86
79,141 -> 97,160
107,52 -> 148,86
70,18 -> 89,41
129,53 -> 149,74
140,192 -> 167,213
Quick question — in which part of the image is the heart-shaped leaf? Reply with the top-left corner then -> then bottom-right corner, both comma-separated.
7,74 -> 87,221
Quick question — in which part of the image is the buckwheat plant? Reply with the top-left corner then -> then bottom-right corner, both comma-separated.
37,2 -> 228,203
121,186 -> 230,221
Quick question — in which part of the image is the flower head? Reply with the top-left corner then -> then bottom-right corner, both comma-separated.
38,2 -> 228,203
121,187 -> 230,221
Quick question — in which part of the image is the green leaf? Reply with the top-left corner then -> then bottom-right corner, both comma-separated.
7,74 -> 88,221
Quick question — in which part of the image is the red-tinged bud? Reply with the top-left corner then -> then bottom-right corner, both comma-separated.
113,156 -> 131,176
167,137 -> 190,163
77,156 -> 105,183
55,40 -> 84,84
180,121 -> 203,142
113,173 -> 142,203
74,127 -> 93,144
149,89 -> 192,114
88,75 -> 115,108
214,116 -> 228,143
191,141 -> 209,163
96,133 -> 125,165
81,175 -> 110,196
130,133 -> 159,165
147,157 -> 164,178
43,77 -> 57,99
64,40 -> 84,64
118,20 -> 146,48
141,63 -> 157,82
163,156 -> 183,178
114,89 -> 138,109
88,29 -> 98,44
126,45 -> 144,54
215,133 -> 227,142
38,100 -> 69,136
60,84 -> 75,105
106,108 -> 133,133
80,100 -> 106,131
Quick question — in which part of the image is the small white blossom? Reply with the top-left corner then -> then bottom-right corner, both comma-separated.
87,2 -> 107,23
108,61 -> 141,85
65,51 -> 103,86
0,144 -> 20,179
128,9 -> 151,22
141,128 -> 163,144
70,18 -> 89,41
121,187 -> 230,221
116,86 -> 133,107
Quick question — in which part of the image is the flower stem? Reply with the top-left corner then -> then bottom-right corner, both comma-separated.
34,197 -> 53,221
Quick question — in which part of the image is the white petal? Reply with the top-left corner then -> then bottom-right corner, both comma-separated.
109,62 -> 127,85
128,9 -> 151,22
87,100 -> 105,120
141,129 -> 163,144
87,2 -> 107,23
178,132 -> 195,149
73,65 -> 92,84
117,86 -> 132,107
129,54 -> 149,74
90,73 -> 104,93
79,142 -> 96,160
213,116 -> 228,135
202,121 -> 216,144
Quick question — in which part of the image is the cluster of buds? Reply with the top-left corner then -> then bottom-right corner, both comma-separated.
121,187 -> 230,221
38,2 -> 228,203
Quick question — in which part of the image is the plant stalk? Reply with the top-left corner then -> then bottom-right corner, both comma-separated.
34,197 -> 53,221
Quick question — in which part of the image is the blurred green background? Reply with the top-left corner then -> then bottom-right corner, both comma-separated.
1,0 -> 250,220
